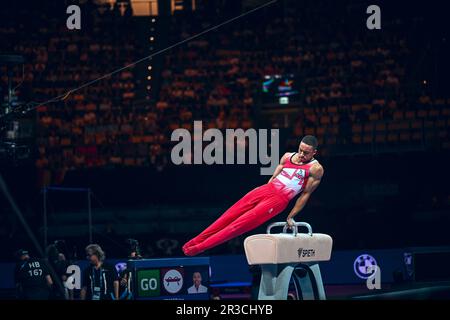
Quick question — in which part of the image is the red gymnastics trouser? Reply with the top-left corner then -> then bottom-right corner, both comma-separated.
182,183 -> 290,256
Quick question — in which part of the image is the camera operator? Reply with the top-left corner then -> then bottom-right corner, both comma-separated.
127,239 -> 142,259
14,249 -> 53,300
80,244 -> 119,300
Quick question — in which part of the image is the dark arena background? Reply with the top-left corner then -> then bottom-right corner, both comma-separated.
1,0 -> 450,303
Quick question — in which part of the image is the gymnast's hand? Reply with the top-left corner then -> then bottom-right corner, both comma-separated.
286,217 -> 295,229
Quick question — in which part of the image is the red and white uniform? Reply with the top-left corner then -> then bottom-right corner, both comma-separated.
271,152 -> 318,201
182,152 -> 318,256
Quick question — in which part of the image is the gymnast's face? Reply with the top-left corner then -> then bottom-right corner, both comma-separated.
298,142 -> 316,163
193,272 -> 202,287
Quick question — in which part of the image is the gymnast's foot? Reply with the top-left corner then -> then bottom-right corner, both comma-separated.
183,239 -> 198,249
182,244 -> 202,256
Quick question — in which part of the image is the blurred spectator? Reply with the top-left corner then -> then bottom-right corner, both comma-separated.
46,243 -> 71,300
80,244 -> 119,300
118,268 -> 133,300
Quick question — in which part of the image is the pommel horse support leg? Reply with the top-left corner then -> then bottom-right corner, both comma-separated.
244,222 -> 333,300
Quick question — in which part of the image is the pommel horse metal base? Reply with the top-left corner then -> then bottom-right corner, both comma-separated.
244,222 -> 333,300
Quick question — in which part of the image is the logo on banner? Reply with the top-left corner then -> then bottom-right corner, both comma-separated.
163,269 -> 183,294
115,262 -> 127,274
354,254 -> 378,279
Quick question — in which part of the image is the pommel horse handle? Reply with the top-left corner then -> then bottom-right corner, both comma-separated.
266,221 -> 313,237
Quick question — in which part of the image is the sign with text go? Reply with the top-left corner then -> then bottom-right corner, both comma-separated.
137,269 -> 161,297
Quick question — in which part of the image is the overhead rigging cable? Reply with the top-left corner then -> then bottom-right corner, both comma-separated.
20,0 -> 277,114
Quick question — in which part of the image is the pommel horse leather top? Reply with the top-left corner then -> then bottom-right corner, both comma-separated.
244,222 -> 333,265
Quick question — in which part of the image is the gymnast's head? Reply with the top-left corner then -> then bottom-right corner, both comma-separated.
192,272 -> 202,287
298,135 -> 318,163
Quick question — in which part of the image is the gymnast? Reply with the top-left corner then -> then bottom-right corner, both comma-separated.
183,135 -> 324,256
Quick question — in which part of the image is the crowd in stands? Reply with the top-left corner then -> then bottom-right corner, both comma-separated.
1,1 -> 160,186
159,2 -> 449,157
1,1 -> 449,186
1,1 -> 450,262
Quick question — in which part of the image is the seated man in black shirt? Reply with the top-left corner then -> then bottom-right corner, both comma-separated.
14,249 -> 53,300
80,244 -> 119,300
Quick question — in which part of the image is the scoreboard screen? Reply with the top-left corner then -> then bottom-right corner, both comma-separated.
128,257 -> 210,300
261,74 -> 299,105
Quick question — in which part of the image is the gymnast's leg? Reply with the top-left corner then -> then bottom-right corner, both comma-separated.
184,192 -> 288,256
182,185 -> 267,252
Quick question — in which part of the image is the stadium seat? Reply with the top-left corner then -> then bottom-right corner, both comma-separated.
393,111 -> 403,120
438,130 -> 447,138
436,120 -> 446,128
351,104 -> 363,112
305,127 -> 316,135
429,109 -> 440,118
374,123 -> 385,132
363,134 -> 372,143
398,121 -> 410,130
388,122 -> 401,130
411,120 -> 423,129
320,116 -> 331,125
364,123 -> 375,132
352,124 -> 362,133
424,120 -> 434,128
411,131 -> 423,141
316,127 -> 326,135
327,136 -> 337,145
332,115 -> 340,124
387,133 -> 398,142
352,135 -> 362,144
442,108 -> 450,117
328,125 -> 339,135
327,106 -> 338,114
399,132 -> 410,141
375,133 -> 386,143
417,109 -> 427,118
404,111 -> 415,119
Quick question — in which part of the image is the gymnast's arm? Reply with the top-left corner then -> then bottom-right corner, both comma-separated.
286,164 -> 324,227
268,153 -> 290,183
